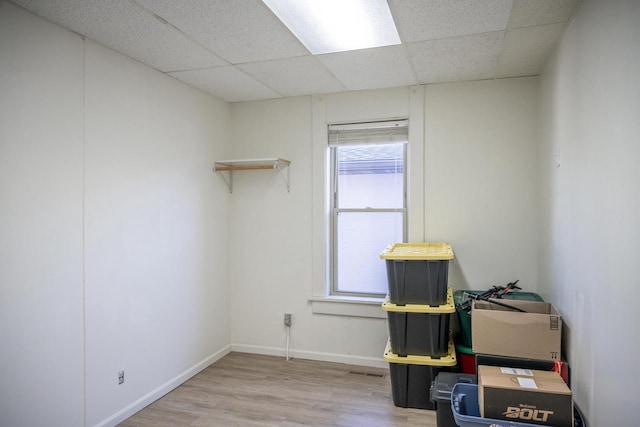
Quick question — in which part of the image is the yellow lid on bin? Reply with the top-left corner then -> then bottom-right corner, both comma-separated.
380,242 -> 454,260
383,334 -> 457,366
381,287 -> 455,313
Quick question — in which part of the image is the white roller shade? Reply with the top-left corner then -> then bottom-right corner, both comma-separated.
328,119 -> 408,146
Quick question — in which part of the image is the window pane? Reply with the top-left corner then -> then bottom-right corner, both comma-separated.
335,211 -> 404,295
337,143 -> 404,208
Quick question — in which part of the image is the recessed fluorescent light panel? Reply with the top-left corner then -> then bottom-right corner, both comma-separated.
262,0 -> 401,54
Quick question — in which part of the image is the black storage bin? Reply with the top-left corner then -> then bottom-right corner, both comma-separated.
383,339 -> 457,410
389,363 -> 445,410
382,288 -> 454,357
381,243 -> 454,306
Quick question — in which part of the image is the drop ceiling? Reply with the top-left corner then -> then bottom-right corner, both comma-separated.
10,0 -> 581,103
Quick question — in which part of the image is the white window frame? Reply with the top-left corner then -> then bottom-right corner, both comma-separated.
309,88 -> 425,319
328,120 -> 408,297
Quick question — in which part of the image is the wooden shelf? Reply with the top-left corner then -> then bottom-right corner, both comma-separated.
214,158 -> 290,171
213,158 -> 291,193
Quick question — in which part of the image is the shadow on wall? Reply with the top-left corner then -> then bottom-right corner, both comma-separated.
448,258 -> 469,290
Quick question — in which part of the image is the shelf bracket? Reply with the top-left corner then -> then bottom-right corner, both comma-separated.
216,169 -> 233,193
276,161 -> 291,192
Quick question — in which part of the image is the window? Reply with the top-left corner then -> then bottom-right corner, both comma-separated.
329,120 -> 407,297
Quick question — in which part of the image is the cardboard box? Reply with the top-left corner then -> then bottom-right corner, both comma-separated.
475,353 -> 570,385
478,365 -> 573,427
472,300 -> 562,360
478,365 -> 563,380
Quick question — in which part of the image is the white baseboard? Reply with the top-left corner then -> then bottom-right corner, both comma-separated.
94,344 -> 232,427
230,343 -> 389,370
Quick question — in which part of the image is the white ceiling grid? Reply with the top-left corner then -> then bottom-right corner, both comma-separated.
237,55 -> 347,98
135,0 -> 310,64
408,31 -> 505,84
168,66 -> 281,103
9,0 -> 582,102
317,45 -> 417,91
497,23 -> 568,77
388,0 -> 513,42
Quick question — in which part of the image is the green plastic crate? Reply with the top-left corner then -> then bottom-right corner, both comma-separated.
454,290 -> 543,348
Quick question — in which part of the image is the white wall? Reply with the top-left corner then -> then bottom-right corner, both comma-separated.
10,0 -> 624,423
425,78 -> 539,292
0,3 -> 232,426
0,2 -> 84,426
227,96 -> 350,361
538,0 -> 640,425
228,92 -> 406,367
83,41 -> 231,426
229,80 -> 539,365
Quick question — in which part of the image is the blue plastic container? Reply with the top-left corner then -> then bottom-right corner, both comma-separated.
451,383 -> 586,427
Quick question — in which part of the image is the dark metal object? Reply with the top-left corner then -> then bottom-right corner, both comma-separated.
455,280 -> 523,313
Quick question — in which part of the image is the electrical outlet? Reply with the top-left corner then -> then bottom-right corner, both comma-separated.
118,371 -> 124,385
284,313 -> 292,327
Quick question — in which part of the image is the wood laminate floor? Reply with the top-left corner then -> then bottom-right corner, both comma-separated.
118,352 -> 437,427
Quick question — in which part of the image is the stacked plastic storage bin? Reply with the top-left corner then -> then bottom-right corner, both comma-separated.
380,243 -> 456,410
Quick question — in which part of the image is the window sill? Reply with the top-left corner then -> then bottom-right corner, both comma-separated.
309,296 -> 386,319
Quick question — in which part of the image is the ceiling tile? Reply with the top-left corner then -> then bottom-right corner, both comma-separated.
238,56 -> 347,98
10,0 -> 579,102
12,0 -> 228,72
509,0 -> 581,28
497,23 -> 566,77
389,0 -> 512,42
408,32 -> 505,84
317,46 -> 417,91
169,66 -> 281,102
134,0 -> 309,64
